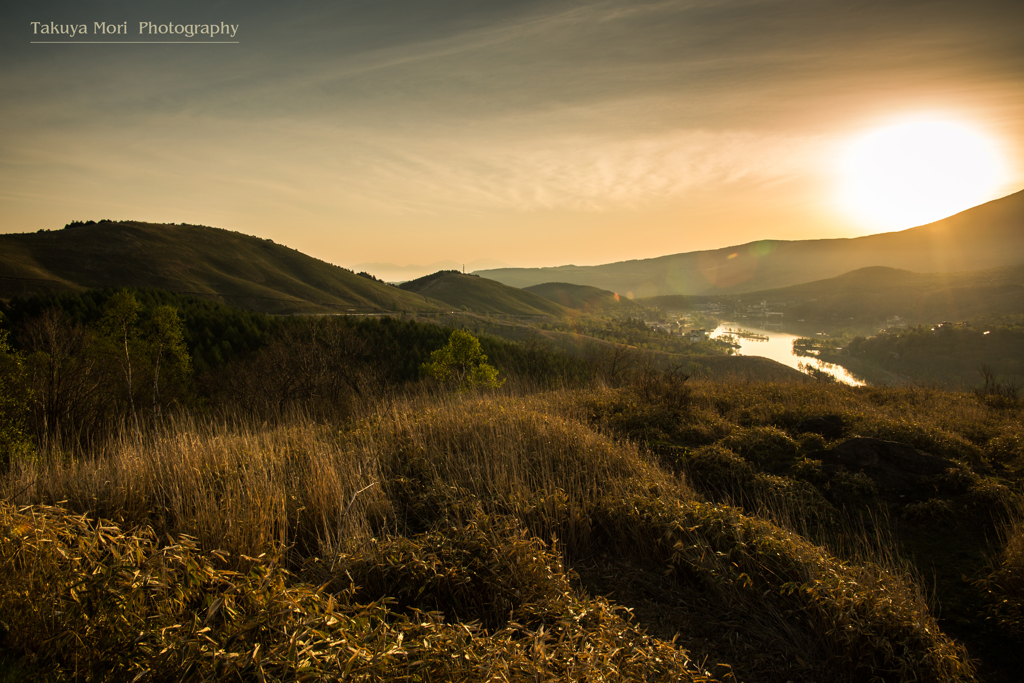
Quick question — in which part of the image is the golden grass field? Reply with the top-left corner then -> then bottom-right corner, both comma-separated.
5,374 -> 1021,681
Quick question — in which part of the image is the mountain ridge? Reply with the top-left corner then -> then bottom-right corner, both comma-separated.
640,263 -> 1024,327
0,221 -> 441,315
398,270 -> 571,317
475,189 -> 1024,297
524,282 -> 647,315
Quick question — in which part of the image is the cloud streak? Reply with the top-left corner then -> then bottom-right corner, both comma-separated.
341,125 -> 831,214
1,0 -> 1022,266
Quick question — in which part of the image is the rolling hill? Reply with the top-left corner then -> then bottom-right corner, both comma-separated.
0,221 -> 439,314
741,264 -> 1024,325
353,259 -> 511,283
477,188 -> 1024,297
523,282 -> 649,316
398,271 -> 571,316
643,264 -> 1024,326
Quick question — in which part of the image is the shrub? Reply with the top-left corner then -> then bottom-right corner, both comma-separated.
719,425 -> 800,472
421,329 -> 504,391
592,495 -> 975,683
0,501 -> 714,682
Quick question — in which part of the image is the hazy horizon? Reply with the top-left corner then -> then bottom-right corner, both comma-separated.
3,1 -> 1023,271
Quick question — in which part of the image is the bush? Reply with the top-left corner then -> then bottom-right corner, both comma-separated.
421,329 -> 504,391
719,425 -> 800,472
0,501 -> 713,682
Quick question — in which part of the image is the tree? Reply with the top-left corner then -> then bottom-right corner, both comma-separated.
21,308 -> 98,448
100,290 -> 143,436
220,318 -> 370,420
421,330 -> 504,391
0,312 -> 32,470
147,305 -> 191,423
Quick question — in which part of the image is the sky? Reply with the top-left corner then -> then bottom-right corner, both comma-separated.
3,0 -> 1023,278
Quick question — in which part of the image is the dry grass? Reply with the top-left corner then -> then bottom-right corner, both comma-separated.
576,378 -> 1024,680
978,515 -> 1024,636
589,494 -> 974,682
682,380 -> 1017,469
0,501 -> 712,682
0,388 -> 983,682
5,416 -> 385,563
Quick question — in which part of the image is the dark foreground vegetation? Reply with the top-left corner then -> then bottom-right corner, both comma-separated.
0,290 -> 1022,682
832,318 -> 1024,390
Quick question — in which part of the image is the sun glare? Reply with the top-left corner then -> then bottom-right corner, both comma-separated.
838,119 -> 1007,231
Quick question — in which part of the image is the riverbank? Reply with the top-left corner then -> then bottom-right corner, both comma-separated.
710,323 -> 867,386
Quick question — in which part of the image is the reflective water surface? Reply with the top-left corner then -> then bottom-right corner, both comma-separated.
710,323 -> 866,386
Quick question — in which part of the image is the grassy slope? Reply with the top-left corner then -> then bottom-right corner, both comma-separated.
3,385 -> 996,682
477,188 -> 1024,296
399,271 -> 572,316
0,222 -> 441,314
525,281 -> 649,315
582,380 -> 1023,683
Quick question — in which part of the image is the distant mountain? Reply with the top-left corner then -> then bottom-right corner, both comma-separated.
398,271 -> 571,316
524,282 -> 648,315
0,221 -> 440,314
690,264 -> 1024,325
477,189 -> 1024,297
355,259 -> 511,283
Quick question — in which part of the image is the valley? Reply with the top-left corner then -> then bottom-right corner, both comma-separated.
1,199 -> 1022,681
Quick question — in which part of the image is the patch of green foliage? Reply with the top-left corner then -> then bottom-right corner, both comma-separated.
421,330 -> 504,391
3,288 -> 277,371
3,291 -> 195,449
2,289 -> 597,435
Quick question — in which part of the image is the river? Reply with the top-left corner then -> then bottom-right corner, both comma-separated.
709,323 -> 866,386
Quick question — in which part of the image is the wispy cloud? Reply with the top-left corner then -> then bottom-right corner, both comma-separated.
2,0 -> 1022,265
340,124 -> 831,214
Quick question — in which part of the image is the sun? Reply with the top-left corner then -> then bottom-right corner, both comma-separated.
838,118 -> 1007,231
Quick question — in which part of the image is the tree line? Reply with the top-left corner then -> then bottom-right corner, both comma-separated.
0,288 -> 608,459
1,291 -> 192,457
